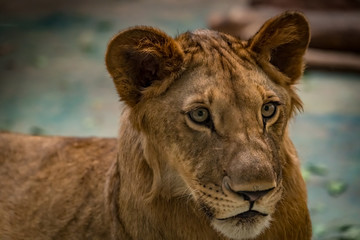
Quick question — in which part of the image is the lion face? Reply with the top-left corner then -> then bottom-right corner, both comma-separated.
137,38 -> 288,239
106,12 -> 309,240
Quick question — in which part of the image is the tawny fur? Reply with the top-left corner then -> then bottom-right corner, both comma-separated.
0,11 -> 312,240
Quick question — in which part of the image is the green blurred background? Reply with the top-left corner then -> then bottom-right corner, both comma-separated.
0,0 -> 359,239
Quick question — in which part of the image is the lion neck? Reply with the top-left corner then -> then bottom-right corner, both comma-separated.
112,109 -> 224,240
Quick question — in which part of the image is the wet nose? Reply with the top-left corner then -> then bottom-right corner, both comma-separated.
223,176 -> 276,202
236,189 -> 274,202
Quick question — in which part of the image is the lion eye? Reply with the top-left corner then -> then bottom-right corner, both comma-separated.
261,103 -> 277,119
189,108 -> 210,123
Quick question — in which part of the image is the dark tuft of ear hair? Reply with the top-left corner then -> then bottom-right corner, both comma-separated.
106,27 -> 184,107
247,11 -> 310,84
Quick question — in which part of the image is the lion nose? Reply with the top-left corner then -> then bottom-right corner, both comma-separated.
222,176 -> 275,202
236,189 -> 274,202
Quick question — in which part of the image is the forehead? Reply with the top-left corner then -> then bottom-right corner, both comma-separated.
176,30 -> 277,103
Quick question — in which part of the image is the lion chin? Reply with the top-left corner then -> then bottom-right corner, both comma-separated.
212,214 -> 272,240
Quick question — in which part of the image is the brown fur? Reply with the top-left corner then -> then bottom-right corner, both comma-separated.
0,11 -> 311,239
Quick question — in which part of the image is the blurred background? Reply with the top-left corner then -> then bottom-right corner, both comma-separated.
0,0 -> 359,239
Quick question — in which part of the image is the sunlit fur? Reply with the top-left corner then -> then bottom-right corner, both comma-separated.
0,11 -> 311,239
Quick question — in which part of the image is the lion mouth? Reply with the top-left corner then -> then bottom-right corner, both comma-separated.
217,210 -> 268,221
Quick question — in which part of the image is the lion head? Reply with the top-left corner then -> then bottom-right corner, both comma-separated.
106,11 -> 310,240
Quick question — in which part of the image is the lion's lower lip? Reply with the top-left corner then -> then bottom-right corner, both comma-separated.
217,210 -> 268,220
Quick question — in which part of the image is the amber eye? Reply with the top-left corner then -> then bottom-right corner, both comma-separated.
189,108 -> 210,123
261,103 -> 277,119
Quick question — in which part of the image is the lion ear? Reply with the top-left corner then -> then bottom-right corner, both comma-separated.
247,11 -> 310,83
106,26 -> 184,107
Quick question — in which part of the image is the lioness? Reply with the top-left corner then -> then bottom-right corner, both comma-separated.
0,11 -> 311,239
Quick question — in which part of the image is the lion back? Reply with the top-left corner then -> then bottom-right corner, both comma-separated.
0,133 -> 116,239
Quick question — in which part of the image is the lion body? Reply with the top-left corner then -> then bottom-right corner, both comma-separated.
0,12 -> 312,240
0,134 -> 116,239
